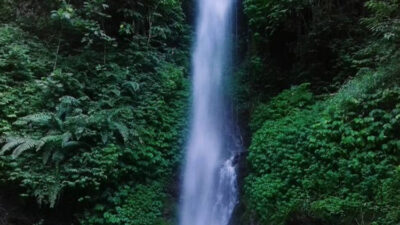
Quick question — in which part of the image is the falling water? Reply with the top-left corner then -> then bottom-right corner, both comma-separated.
179,0 -> 239,225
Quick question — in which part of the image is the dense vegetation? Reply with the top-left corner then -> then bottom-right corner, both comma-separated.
0,0 -> 189,224
239,0 -> 400,224
1,0 -> 400,225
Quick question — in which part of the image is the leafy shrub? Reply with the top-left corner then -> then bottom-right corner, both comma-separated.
245,81 -> 400,225
0,0 -> 189,223
243,0 -> 310,37
250,83 -> 313,132
82,182 -> 171,225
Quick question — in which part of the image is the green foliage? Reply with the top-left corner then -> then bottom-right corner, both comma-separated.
244,0 -> 309,36
241,2 -> 400,224
250,83 -> 313,132
82,182 -> 171,225
0,0 -> 189,223
0,25 -> 51,81
363,0 -> 400,41
239,0 -> 366,103
0,25 -> 51,134
50,0 -> 115,47
245,78 -> 400,224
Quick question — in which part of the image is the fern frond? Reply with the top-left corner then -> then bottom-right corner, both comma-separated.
36,140 -> 46,152
62,132 -> 72,144
57,96 -> 80,118
14,113 -> 53,126
122,81 -> 140,95
42,149 -> 52,164
0,137 -> 39,158
63,114 -> 88,127
87,112 -> 106,124
0,138 -> 24,155
113,122 -> 129,143
12,139 -> 38,159
59,96 -> 79,106
48,184 -> 62,208
0,137 -> 6,145
40,135 -> 63,144
36,135 -> 63,152
52,150 -> 65,163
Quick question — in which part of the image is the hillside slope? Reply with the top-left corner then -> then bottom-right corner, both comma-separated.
238,0 -> 400,224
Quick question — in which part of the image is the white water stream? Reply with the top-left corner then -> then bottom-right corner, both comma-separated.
179,0 -> 239,225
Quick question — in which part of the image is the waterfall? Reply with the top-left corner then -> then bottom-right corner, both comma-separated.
179,0 -> 239,225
